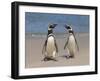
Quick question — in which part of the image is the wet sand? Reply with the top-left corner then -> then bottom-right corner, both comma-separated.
25,33 -> 89,68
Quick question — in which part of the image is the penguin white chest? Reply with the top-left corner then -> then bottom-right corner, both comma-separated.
68,35 -> 76,52
46,36 -> 55,55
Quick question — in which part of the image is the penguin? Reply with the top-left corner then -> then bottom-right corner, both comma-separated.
64,25 -> 79,58
42,24 -> 58,61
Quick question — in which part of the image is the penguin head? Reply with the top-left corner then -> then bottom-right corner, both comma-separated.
64,24 -> 72,30
48,24 -> 57,35
48,24 -> 57,30
64,24 -> 73,34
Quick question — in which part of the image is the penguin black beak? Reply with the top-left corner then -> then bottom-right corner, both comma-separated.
52,24 -> 57,28
53,24 -> 57,26
64,25 -> 67,29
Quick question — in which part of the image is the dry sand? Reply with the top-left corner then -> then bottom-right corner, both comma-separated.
25,33 -> 89,68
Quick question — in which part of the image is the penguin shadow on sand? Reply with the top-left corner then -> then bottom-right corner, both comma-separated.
42,24 -> 79,62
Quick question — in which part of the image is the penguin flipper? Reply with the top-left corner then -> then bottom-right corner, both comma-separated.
64,37 -> 69,50
55,40 -> 58,53
42,40 -> 47,54
76,41 -> 79,51
73,33 -> 79,51
42,45 -> 45,54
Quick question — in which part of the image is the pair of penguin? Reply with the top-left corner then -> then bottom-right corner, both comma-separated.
42,24 -> 79,61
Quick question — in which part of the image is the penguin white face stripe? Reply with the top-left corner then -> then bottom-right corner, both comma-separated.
68,29 -> 73,31
48,27 -> 51,30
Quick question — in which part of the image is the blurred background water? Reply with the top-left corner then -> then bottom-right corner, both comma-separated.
25,12 -> 89,35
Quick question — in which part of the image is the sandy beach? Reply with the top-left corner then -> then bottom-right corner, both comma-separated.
25,33 -> 89,68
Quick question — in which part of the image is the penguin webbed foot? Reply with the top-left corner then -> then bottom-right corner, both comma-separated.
43,57 -> 49,61
43,57 -> 57,61
61,55 -> 74,59
69,55 -> 74,58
